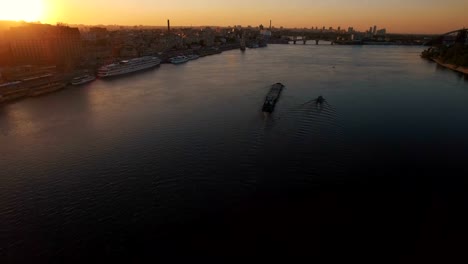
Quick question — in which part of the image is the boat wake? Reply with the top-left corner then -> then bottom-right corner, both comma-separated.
263,99 -> 351,182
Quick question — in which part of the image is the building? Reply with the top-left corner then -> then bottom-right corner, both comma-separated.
376,29 -> 387,36
82,27 -> 108,41
0,40 -> 12,66
5,24 -> 83,66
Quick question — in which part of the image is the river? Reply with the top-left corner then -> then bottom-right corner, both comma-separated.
1,44 -> 468,262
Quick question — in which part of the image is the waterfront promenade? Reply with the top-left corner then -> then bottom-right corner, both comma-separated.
433,58 -> 468,75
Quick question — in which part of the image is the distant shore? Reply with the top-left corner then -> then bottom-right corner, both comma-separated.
432,58 -> 468,75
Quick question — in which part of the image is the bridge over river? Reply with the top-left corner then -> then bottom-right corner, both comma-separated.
425,29 -> 468,46
273,31 -> 350,45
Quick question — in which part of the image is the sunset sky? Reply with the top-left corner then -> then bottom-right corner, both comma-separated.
1,0 -> 467,33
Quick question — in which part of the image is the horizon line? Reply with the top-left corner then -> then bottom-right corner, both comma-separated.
0,20 -> 453,35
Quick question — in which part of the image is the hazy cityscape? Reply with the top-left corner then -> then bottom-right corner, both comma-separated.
1,0 -> 468,263
2,19 -> 463,103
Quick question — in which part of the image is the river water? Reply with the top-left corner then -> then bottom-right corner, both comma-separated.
1,44 -> 468,262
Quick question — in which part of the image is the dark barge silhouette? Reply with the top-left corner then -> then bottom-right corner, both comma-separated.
262,83 -> 285,113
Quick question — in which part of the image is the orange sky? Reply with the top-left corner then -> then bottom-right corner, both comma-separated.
2,0 -> 467,34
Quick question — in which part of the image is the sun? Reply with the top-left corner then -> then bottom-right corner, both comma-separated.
0,0 -> 44,22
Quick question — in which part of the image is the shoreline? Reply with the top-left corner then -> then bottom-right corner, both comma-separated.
0,45 -> 242,105
432,58 -> 468,75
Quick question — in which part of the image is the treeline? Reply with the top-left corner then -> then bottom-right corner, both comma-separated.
422,44 -> 468,66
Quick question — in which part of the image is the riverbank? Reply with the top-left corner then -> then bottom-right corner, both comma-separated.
0,44 -> 243,104
432,58 -> 468,75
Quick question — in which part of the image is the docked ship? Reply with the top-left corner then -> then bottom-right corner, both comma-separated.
169,56 -> 190,64
71,74 -> 96,85
25,74 -> 66,97
187,54 -> 200,60
262,83 -> 285,113
98,56 -> 161,78
0,66 -> 66,103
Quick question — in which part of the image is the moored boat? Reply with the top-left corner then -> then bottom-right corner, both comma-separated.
98,56 -> 161,78
169,56 -> 189,64
71,75 -> 96,85
187,54 -> 200,60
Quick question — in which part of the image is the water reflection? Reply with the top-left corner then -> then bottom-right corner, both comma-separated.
1,45 -> 468,261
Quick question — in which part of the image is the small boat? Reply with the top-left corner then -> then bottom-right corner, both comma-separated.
187,54 -> 200,60
71,75 -> 96,85
316,96 -> 325,104
170,56 -> 189,64
262,83 -> 285,113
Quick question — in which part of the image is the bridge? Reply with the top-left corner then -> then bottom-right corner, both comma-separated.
272,30 -> 351,45
425,28 -> 468,46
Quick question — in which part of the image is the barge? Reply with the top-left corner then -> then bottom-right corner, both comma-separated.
262,82 -> 285,113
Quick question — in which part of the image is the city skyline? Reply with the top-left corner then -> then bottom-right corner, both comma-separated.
0,0 -> 467,34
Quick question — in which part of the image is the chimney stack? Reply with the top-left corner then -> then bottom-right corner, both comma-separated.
269,20 -> 272,30
167,19 -> 170,33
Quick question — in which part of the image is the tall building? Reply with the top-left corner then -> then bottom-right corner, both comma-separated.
376,29 -> 387,36
373,25 -> 377,35
6,24 -> 83,65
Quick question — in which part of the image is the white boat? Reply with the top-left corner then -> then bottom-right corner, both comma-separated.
98,56 -> 161,78
187,54 -> 200,60
71,75 -> 96,85
169,56 -> 189,64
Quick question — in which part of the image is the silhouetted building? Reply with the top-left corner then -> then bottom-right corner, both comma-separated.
376,29 -> 387,36
0,40 -> 12,66
6,24 -> 83,65
88,27 -> 108,40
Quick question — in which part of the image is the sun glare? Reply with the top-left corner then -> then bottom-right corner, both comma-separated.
0,0 -> 44,22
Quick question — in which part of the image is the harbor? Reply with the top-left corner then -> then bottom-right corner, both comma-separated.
0,21 -> 271,104
0,43 -> 251,104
